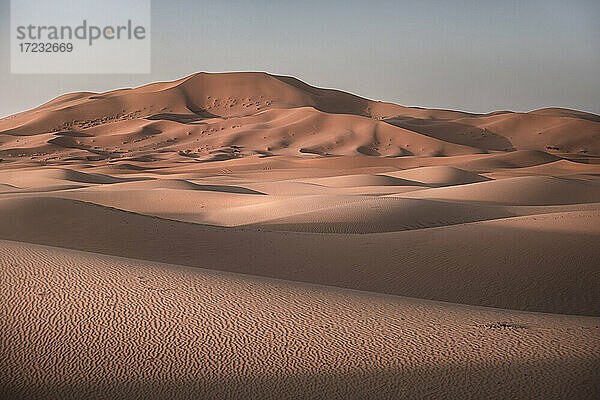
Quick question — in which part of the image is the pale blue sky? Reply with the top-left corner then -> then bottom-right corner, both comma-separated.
1,0 -> 599,117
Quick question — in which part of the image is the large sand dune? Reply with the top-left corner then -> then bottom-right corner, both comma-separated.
1,72 -> 599,163
0,195 -> 598,316
1,72 -> 599,398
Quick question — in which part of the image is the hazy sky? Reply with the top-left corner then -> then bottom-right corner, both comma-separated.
1,0 -> 599,117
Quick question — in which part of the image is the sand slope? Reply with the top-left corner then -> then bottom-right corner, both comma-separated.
382,166 -> 490,186
0,196 -> 598,316
1,240 -> 599,400
394,176 -> 600,205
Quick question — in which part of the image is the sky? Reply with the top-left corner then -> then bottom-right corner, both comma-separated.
1,0 -> 599,117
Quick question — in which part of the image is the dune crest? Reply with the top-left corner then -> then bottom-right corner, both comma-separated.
1,72 -> 599,165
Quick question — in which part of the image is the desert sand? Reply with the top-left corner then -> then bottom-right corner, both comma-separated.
0,72 -> 599,399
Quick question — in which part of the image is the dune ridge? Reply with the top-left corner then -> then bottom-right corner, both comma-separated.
1,72 -> 599,166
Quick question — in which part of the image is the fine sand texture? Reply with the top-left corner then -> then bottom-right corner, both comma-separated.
1,72 -> 599,399
1,241 -> 599,400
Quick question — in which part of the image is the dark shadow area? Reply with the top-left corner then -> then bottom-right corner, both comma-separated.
299,147 -> 327,156
356,146 -> 381,156
145,113 -> 216,123
180,182 -> 266,195
2,357 -> 598,399
53,130 -> 93,137
272,74 -> 373,117
382,116 -> 514,151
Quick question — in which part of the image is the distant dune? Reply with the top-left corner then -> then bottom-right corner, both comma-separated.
1,72 -> 599,399
1,72 -> 599,165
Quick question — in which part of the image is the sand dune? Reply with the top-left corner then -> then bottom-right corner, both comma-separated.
239,197 -> 515,233
395,176 -> 600,205
488,159 -> 600,179
1,240 -> 598,400
1,72 -> 599,398
1,73 -> 599,166
455,150 -> 562,170
298,173 -> 426,188
0,196 -> 598,316
382,166 -> 490,186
